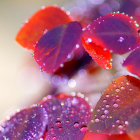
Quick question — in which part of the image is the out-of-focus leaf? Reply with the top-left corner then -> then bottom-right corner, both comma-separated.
34,22 -> 82,74
55,52 -> 92,77
123,47 -> 140,77
16,6 -> 72,50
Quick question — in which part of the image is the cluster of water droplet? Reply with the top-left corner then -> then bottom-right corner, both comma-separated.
40,95 -> 91,140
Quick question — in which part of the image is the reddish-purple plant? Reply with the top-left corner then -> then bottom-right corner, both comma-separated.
0,2 -> 140,140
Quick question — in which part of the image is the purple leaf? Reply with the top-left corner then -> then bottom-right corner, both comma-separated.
83,13 -> 140,54
123,47 -> 140,77
34,21 -> 82,74
0,105 -> 48,140
126,112 -> 140,140
127,111 -> 140,133
40,94 -> 91,140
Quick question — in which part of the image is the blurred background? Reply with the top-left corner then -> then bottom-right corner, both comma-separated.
0,0 -> 140,119
0,0 -> 69,119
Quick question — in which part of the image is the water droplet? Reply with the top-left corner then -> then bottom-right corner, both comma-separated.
104,110 -> 109,114
129,89 -> 133,91
76,44 -> 80,48
121,86 -> 125,90
74,122 -> 79,128
118,125 -> 123,129
71,98 -> 79,105
50,127 -> 54,131
61,102 -> 64,106
66,120 -> 70,124
106,105 -> 110,108
80,126 -> 87,132
57,117 -> 61,121
116,99 -> 120,102
118,36 -> 124,42
68,79 -> 76,88
116,89 -> 120,92
113,103 -> 119,108
53,136 -> 56,140
135,23 -> 139,27
112,124 -> 115,127
95,118 -> 100,122
101,115 -> 106,119
67,54 -> 72,59
58,127 -> 63,131
103,100 -> 107,103
106,95 -> 109,98
126,82 -> 129,85
87,38 -> 92,43
125,121 -> 129,125
52,106 -> 56,110
60,64 -> 64,68
116,120 -> 120,123
56,121 -> 61,127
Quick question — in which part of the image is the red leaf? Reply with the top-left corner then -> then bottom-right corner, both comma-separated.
40,94 -> 91,140
34,21 -> 82,74
123,47 -> 140,77
83,131 -> 108,140
83,13 -> 140,54
128,132 -> 140,140
83,131 -> 131,140
16,6 -> 72,50
82,37 -> 112,70
89,75 -> 140,135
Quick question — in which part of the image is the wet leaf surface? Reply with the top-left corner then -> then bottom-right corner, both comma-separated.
0,105 -> 48,140
82,37 -> 112,70
83,13 -> 140,54
89,75 -> 140,135
34,21 -> 82,74
40,94 -> 91,140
